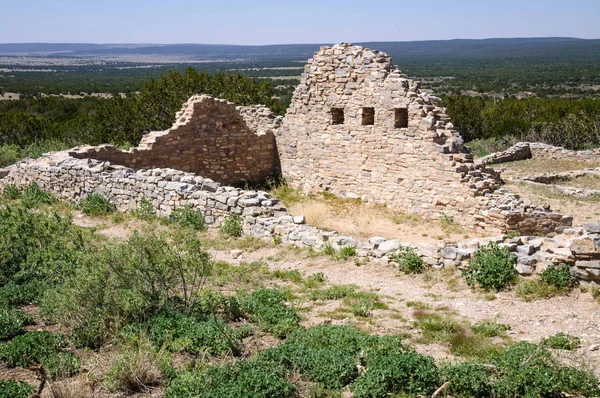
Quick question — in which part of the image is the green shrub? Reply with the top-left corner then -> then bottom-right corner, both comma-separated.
441,363 -> 493,398
149,312 -> 241,356
169,204 -> 206,230
69,312 -> 110,350
134,197 -> 156,220
76,193 -> 115,216
0,306 -> 34,340
515,279 -> 563,301
20,182 -> 55,208
541,264 -> 578,290
492,341 -> 600,398
463,242 -> 517,291
352,350 -> 439,398
0,144 -> 21,168
542,332 -> 580,351
241,289 -> 300,338
1,184 -> 20,200
0,379 -> 35,398
220,214 -> 243,237
0,331 -> 80,378
337,246 -> 356,260
0,280 -> 49,306
391,246 -> 426,274
166,359 -> 296,398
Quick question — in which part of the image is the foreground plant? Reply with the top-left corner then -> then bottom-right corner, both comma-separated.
463,242 -> 517,291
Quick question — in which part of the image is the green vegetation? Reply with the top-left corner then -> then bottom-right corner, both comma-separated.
0,379 -> 35,398
391,246 -> 426,274
543,332 -> 581,351
76,193 -> 115,216
220,214 -> 243,237
169,204 -> 206,230
0,185 -> 597,397
463,242 -> 517,291
516,264 -> 578,302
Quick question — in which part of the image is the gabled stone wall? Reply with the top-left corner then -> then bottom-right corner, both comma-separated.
276,43 -> 572,234
70,95 -> 281,185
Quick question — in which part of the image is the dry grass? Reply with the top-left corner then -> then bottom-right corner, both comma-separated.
49,376 -> 95,398
560,173 -> 600,190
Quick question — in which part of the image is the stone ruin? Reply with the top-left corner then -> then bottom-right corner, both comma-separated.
0,43 -> 577,237
71,95 -> 281,185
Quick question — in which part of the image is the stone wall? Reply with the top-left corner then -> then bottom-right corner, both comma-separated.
276,43 -> 571,234
70,95 -> 281,185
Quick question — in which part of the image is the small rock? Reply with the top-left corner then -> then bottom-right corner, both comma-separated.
589,344 -> 600,351
378,240 -> 400,254
517,245 -> 535,255
293,215 -> 306,224
230,249 -> 243,259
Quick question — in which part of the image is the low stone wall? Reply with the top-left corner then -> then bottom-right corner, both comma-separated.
0,153 -> 594,281
70,95 -> 281,185
478,142 -> 600,165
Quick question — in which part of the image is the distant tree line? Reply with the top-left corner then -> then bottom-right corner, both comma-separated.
445,96 -> 600,150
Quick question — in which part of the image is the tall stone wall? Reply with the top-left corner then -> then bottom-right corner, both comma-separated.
276,43 -> 571,234
70,95 -> 281,185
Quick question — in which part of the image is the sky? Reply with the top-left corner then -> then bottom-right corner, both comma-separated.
1,0 -> 599,44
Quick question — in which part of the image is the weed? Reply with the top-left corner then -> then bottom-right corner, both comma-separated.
515,279 -> 562,301
133,197 -> 156,221
541,264 -> 578,290
1,184 -> 20,200
405,301 -> 431,310
543,332 -> 580,350
221,214 -> 243,237
169,204 -> 206,231
20,182 -> 55,208
463,242 -> 517,291
241,288 -> 300,338
76,193 -> 115,216
391,246 -> 425,274
441,363 -> 493,398
273,269 -> 304,283
0,306 -> 34,340
273,235 -> 282,245
0,379 -> 35,398
413,311 -> 464,343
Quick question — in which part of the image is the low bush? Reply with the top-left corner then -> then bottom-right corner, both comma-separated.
149,312 -> 242,356
166,359 -> 295,398
0,331 -> 67,367
76,193 -> 115,216
352,350 -> 439,398
220,214 -> 243,237
134,197 -> 156,220
69,312 -> 111,350
241,289 -> 300,338
542,332 -> 580,350
0,306 -> 34,340
0,379 -> 35,398
20,182 -> 55,208
441,362 -> 493,398
1,184 -> 20,200
541,264 -> 578,290
391,246 -> 426,274
169,204 -> 206,231
463,242 -> 517,291
42,352 -> 82,379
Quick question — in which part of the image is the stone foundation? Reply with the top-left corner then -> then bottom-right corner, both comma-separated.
479,142 -> 600,165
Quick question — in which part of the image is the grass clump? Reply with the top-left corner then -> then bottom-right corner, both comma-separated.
1,184 -> 20,200
413,310 -> 464,343
0,307 -> 34,340
391,246 -> 426,274
169,204 -> 206,231
105,334 -> 169,393
241,288 -> 300,338
515,265 -> 577,302
542,332 -> 580,351
20,182 -> 55,208
221,214 -> 243,237
471,321 -> 511,337
463,242 -> 517,291
0,379 -> 35,398
76,193 -> 115,216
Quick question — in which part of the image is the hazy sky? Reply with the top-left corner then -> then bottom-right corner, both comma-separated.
2,0 -> 599,44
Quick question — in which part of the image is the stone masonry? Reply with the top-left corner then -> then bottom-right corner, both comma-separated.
277,43 -> 571,234
70,95 -> 281,185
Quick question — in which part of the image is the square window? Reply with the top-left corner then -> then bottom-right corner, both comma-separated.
331,108 -> 344,125
395,108 -> 408,128
362,107 -> 375,125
